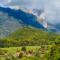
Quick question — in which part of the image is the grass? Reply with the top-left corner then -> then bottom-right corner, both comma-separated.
1,46 -> 41,53
0,45 -> 58,60
0,45 -> 51,53
0,46 -> 42,60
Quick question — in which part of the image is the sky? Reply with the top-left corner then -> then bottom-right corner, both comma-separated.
0,0 -> 60,24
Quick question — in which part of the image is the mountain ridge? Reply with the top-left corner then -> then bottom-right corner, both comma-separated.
0,6 -> 44,38
0,6 -> 44,28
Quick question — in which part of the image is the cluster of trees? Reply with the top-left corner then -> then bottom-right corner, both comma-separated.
0,27 -> 60,47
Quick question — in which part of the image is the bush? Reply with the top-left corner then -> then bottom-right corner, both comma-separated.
21,46 -> 26,52
0,49 -> 7,55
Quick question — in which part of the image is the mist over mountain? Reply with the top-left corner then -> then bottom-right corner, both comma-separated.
47,23 -> 60,32
0,12 -> 23,38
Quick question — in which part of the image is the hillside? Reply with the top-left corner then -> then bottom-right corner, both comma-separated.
0,27 -> 60,47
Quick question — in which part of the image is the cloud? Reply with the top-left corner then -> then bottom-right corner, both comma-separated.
0,0 -> 11,4
45,0 -> 60,24
0,0 -> 60,24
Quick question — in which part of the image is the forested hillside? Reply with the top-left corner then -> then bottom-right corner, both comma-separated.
0,27 -> 60,47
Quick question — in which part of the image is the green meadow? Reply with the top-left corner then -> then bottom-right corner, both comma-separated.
0,45 -> 60,60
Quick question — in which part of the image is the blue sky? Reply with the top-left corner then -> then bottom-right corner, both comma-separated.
0,0 -> 60,24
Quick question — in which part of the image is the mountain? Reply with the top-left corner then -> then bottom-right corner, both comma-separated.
0,6 -> 44,28
0,11 -> 23,38
55,23 -> 60,32
47,23 -> 60,32
0,6 -> 44,38
32,9 -> 44,16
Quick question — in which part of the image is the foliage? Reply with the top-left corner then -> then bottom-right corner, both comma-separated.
21,46 -> 26,52
0,27 -> 60,47
0,46 -> 60,60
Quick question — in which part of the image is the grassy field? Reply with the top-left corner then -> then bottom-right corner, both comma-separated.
0,46 -> 50,60
0,46 -> 41,54
0,45 -> 60,60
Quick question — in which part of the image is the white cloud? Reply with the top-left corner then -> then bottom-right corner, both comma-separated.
0,0 -> 11,4
0,0 -> 60,24
9,5 -> 21,9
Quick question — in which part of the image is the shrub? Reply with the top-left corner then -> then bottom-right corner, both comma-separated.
21,46 -> 26,52
0,49 -> 7,55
